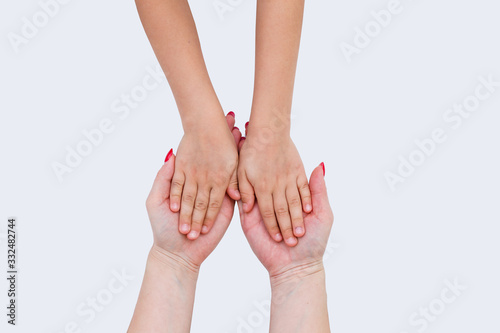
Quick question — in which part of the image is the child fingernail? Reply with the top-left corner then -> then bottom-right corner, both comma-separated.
286,237 -> 297,246
164,148 -> 173,162
295,227 -> 304,235
305,204 -> 312,212
320,162 -> 325,176
201,225 -> 209,233
274,233 -> 283,242
180,224 -> 190,233
228,111 -> 235,118
188,230 -> 199,239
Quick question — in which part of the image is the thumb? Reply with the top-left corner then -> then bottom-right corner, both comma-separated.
227,169 -> 241,201
309,162 -> 331,216
148,151 -> 176,205
238,171 -> 255,213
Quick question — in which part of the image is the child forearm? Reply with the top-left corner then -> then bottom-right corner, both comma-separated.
135,0 -> 225,132
251,0 -> 305,132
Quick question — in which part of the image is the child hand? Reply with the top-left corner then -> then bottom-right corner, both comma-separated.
238,130 -> 312,246
170,113 -> 240,240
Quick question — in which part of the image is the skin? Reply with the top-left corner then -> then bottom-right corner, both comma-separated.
128,115 -> 241,332
128,158 -> 332,332
128,115 -> 332,332
135,0 -> 240,242
238,162 -> 333,332
239,0 -> 312,247
136,0 -> 310,246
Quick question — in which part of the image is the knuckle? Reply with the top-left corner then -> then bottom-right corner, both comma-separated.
208,200 -> 221,209
195,200 -> 208,210
299,183 -> 310,193
276,207 -> 289,217
288,196 -> 301,208
214,176 -> 227,186
191,218 -> 203,227
291,215 -> 303,225
172,180 -> 184,191
255,182 -> 270,192
262,209 -> 276,219
182,193 -> 196,203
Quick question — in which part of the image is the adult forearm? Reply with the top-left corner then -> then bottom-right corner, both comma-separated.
251,0 -> 305,131
128,246 -> 199,333
135,0 -> 224,132
269,261 -> 330,333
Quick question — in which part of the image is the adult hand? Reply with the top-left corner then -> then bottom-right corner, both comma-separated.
146,113 -> 242,269
238,160 -> 333,333
238,162 -> 333,277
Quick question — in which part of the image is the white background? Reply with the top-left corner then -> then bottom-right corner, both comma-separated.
1,0 -> 499,332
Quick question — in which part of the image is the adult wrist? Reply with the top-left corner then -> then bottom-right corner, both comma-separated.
270,260 -> 325,289
148,245 -> 200,282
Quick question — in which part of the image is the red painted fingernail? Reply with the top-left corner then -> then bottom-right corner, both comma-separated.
245,121 -> 249,129
239,137 -> 246,142
233,126 -> 239,132
228,111 -> 235,118
164,148 -> 173,162
320,162 -> 325,176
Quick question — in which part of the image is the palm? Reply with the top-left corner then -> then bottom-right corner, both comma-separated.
148,195 -> 234,267
238,166 -> 333,276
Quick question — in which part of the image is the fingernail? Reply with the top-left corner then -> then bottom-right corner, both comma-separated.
286,237 -> 297,246
305,204 -> 312,212
320,162 -> 325,176
228,111 -> 235,118
245,121 -> 249,129
233,126 -> 239,132
240,137 -> 246,142
188,230 -> 199,239
180,224 -> 190,233
171,202 -> 179,211
295,226 -> 304,235
274,233 -> 283,242
201,225 -> 209,234
164,148 -> 173,163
